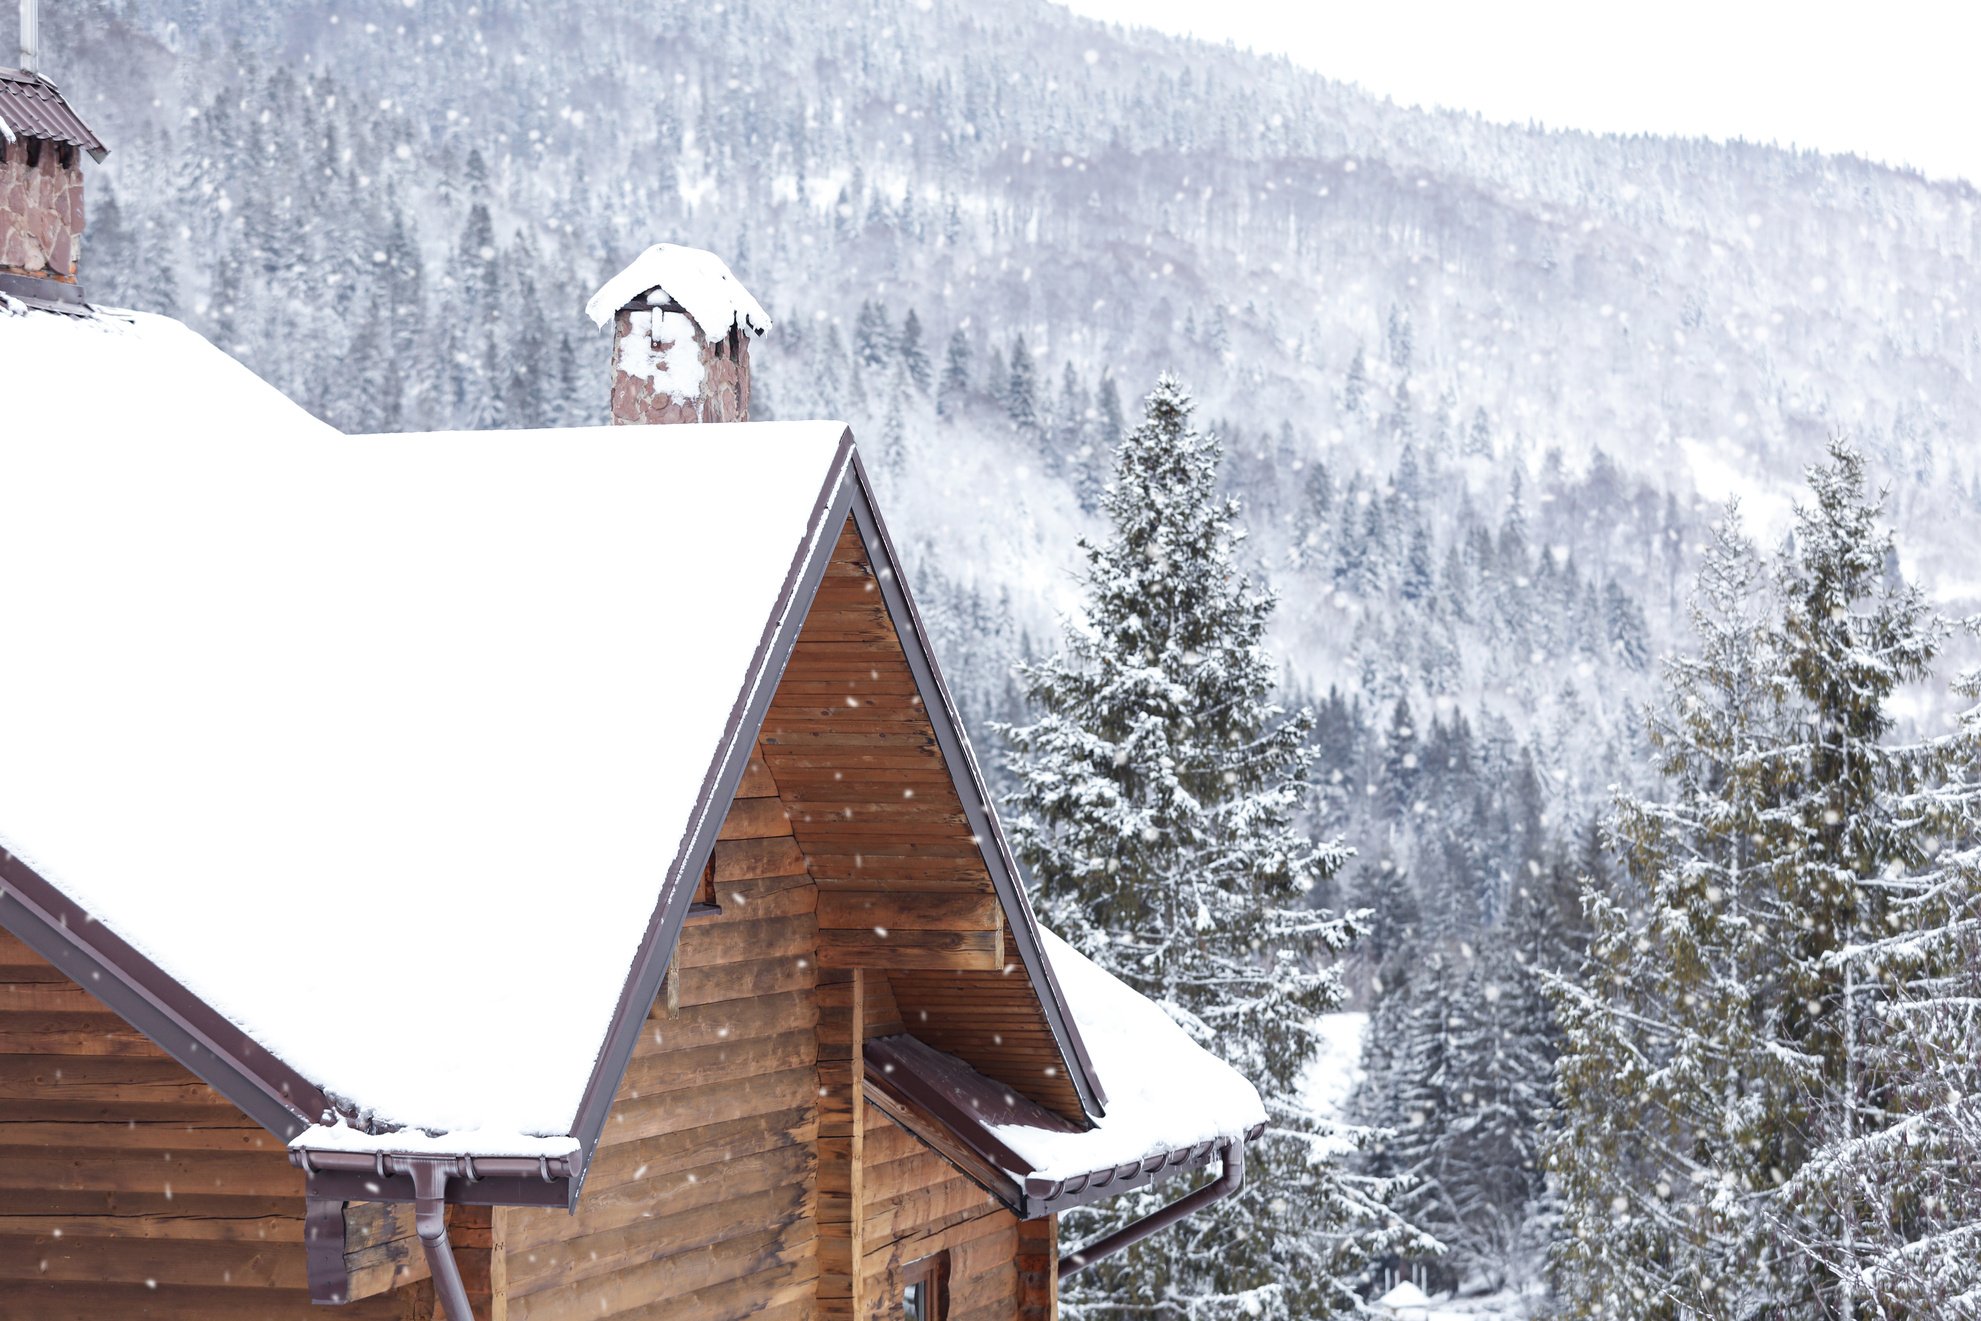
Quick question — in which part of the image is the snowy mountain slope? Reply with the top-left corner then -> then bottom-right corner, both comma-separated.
31,0 -> 1981,841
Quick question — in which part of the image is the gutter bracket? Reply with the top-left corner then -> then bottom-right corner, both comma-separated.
303,1191 -> 351,1306
1059,1140 -> 1247,1282
407,1158 -> 478,1321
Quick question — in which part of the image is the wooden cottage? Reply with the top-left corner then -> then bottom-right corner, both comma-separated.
0,70 -> 1266,1321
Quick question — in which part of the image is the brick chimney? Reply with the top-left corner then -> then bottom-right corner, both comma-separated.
585,244 -> 771,425
1,4 -> 107,305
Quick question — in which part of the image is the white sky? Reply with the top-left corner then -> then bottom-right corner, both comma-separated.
1055,0 -> 1981,186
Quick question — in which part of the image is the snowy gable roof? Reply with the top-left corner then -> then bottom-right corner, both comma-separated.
0,305 -> 849,1145
867,929 -> 1265,1213
585,243 -> 772,339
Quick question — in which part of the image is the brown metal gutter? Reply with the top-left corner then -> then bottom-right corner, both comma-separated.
1058,1140 -> 1246,1282
290,1147 -> 580,1316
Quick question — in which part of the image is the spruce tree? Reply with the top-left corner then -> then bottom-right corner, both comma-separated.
898,308 -> 932,393
938,328 -> 971,416
1001,375 -> 1426,1319
1006,334 -> 1040,435
1549,442 -> 1971,1318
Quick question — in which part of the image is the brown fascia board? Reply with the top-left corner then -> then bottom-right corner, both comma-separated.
0,847 -> 326,1140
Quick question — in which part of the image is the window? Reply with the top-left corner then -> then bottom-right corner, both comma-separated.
902,1252 -> 948,1321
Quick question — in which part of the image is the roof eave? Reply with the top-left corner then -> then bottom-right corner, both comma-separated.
864,1034 -> 1263,1219
0,847 -> 325,1140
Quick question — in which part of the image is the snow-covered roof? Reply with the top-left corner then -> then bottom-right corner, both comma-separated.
1014,930 -> 1265,1180
868,928 -> 1264,1205
0,305 -> 848,1145
585,243 -> 772,339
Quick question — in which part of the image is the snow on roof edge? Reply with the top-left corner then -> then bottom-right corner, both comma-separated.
984,929 -> 1267,1182
585,243 -> 773,339
289,1122 -> 579,1159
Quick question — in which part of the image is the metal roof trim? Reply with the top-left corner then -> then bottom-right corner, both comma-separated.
0,67 -> 107,160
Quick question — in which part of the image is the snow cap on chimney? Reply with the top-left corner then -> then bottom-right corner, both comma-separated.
589,244 -> 771,426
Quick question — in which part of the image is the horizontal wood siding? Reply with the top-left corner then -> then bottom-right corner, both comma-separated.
0,930 -> 458,1318
501,751 -> 821,1321
858,1113 -> 1031,1321
766,519 -> 1084,1122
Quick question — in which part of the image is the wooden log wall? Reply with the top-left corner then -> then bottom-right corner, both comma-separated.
499,749 -> 822,1321
855,1111 -> 1053,1321
0,928 -> 480,1319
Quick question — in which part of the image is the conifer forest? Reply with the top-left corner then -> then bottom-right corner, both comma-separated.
29,0 -> 1981,1315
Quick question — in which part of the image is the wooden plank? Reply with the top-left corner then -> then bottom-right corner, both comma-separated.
672,912 -> 817,971
0,1280 -> 433,1319
718,794 -> 794,841
816,927 -> 1003,972
851,968 -> 866,1321
711,835 -> 808,883
602,1065 -> 817,1149
816,890 -> 1000,932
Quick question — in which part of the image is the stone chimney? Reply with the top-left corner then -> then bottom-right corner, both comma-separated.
1,5 -> 107,304
585,244 -> 772,425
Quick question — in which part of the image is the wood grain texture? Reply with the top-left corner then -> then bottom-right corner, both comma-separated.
771,519 -> 1084,1121
0,932 -> 454,1317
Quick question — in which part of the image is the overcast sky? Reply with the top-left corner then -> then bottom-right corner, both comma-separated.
1055,0 -> 1980,186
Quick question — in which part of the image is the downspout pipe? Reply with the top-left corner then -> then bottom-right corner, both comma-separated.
1058,1139 -> 1246,1282
290,1148 -> 580,1319
407,1159 -> 477,1321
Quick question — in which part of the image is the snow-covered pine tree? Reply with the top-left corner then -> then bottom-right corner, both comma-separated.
1760,441 -> 1959,1316
1550,443 -> 1967,1318
1546,508 -> 1808,1319
854,298 -> 893,367
898,308 -> 932,393
938,327 -> 971,416
1804,654 -> 1981,1312
1006,334 -> 1040,435
1000,375 -> 1426,1319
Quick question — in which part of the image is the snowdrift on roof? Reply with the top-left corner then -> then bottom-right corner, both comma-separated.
990,930 -> 1266,1181
0,304 -> 848,1139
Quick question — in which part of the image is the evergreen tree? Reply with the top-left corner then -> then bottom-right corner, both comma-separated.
898,308 -> 932,393
1763,441 -> 1953,1315
1343,343 -> 1368,415
855,298 -> 894,367
1006,334 -> 1040,434
1549,444 -> 1966,1318
1001,375 -> 1426,1319
1548,508 -> 1805,1319
938,327 -> 971,416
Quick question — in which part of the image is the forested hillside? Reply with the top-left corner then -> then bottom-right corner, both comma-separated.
27,1 -> 1981,1310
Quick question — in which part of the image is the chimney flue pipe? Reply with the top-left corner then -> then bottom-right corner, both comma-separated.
18,0 -> 38,72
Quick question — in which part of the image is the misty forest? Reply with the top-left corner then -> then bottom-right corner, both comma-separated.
25,0 -> 1981,1315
